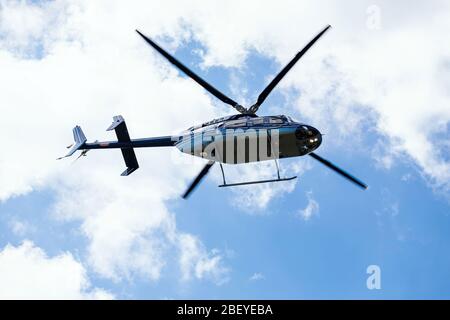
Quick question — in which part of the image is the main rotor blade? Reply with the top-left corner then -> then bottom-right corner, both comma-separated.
248,25 -> 331,114
182,161 -> 215,199
309,152 -> 368,190
136,30 -> 246,114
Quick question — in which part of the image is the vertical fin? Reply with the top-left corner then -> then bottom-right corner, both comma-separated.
57,126 -> 87,159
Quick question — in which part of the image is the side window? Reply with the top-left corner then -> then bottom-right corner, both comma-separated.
250,118 -> 264,125
225,119 -> 247,128
269,117 -> 283,124
203,132 -> 214,142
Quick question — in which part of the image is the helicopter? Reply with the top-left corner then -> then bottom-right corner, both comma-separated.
58,25 -> 368,199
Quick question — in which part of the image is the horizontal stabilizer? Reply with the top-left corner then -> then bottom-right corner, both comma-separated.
121,165 -> 138,176
120,148 -> 139,176
107,115 -> 126,132
107,115 -> 139,175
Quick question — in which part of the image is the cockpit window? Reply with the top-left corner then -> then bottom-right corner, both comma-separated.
298,125 -> 314,137
287,116 -> 295,123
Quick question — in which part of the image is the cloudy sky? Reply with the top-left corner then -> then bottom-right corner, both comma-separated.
0,0 -> 449,299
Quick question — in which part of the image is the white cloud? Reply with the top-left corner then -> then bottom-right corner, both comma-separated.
401,173 -> 413,182
178,233 -> 229,285
0,0 -> 65,55
275,2 -> 450,194
249,272 -> 264,281
297,191 -> 319,221
0,0 -> 228,286
8,218 -> 34,236
50,152 -> 230,283
0,241 -> 113,299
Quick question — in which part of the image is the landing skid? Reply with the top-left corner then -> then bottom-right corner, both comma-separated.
218,160 -> 297,188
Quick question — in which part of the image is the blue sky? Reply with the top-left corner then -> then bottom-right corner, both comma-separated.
0,0 -> 449,299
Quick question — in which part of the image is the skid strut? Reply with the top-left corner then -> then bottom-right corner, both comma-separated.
218,160 -> 297,188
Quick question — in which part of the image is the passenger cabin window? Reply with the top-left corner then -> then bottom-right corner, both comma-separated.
269,117 -> 284,124
249,118 -> 264,125
203,134 -> 214,142
225,119 -> 247,128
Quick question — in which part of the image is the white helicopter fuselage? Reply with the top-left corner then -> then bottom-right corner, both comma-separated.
174,115 -> 322,164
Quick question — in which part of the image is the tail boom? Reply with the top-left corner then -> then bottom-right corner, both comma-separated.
82,136 -> 175,150
59,115 -> 176,176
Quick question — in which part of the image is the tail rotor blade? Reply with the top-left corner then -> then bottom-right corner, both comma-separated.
248,25 -> 331,114
182,161 -> 215,199
309,152 -> 368,190
136,30 -> 246,114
